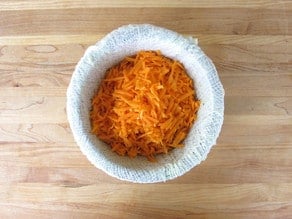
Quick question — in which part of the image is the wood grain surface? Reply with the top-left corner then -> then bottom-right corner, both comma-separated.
0,1 -> 291,218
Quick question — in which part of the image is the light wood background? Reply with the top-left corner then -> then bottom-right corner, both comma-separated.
0,1 -> 291,218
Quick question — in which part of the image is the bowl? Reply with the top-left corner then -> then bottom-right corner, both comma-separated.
66,24 -> 224,183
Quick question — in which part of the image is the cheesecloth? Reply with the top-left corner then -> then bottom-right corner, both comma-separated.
67,24 -> 224,183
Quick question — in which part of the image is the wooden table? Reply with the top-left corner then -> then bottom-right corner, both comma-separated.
0,1 -> 291,218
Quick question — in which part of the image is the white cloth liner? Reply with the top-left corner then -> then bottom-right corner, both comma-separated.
66,24 -> 224,183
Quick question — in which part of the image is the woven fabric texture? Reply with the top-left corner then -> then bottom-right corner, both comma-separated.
67,24 -> 224,183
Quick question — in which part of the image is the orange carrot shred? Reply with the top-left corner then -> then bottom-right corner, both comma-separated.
90,51 -> 200,161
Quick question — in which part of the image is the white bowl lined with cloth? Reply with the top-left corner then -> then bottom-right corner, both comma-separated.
66,24 -> 224,183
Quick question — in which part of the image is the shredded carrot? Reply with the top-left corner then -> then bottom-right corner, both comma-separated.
90,51 -> 200,161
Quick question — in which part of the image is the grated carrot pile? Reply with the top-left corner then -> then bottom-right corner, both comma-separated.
90,51 -> 200,161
